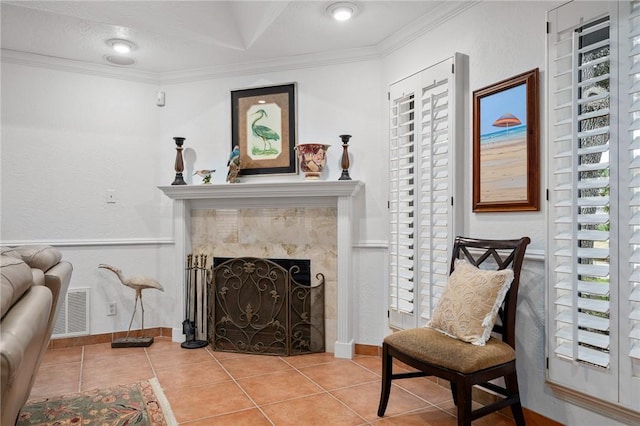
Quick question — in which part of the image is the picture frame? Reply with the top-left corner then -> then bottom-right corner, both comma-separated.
231,83 -> 297,176
472,68 -> 540,212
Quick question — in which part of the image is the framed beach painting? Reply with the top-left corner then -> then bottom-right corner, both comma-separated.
472,68 -> 540,212
231,83 -> 297,176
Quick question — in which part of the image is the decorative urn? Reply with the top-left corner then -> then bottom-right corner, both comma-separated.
295,143 -> 330,180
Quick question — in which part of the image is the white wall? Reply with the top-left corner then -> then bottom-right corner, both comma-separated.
0,62 -> 177,334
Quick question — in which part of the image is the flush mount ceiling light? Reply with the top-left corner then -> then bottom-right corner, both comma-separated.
104,55 -> 135,66
327,2 -> 358,21
106,38 -> 136,54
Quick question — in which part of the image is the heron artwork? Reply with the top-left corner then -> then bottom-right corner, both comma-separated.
251,109 -> 280,155
98,264 -> 164,346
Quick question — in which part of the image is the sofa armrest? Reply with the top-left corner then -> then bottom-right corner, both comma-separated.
0,285 -> 52,426
43,260 -> 73,335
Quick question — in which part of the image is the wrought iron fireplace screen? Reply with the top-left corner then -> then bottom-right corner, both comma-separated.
209,257 -> 325,356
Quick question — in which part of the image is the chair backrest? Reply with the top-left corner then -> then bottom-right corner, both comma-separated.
449,236 -> 530,349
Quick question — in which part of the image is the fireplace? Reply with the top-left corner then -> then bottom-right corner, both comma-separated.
209,257 -> 325,356
159,180 -> 363,358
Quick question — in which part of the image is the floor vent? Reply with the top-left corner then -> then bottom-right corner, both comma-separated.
52,288 -> 90,338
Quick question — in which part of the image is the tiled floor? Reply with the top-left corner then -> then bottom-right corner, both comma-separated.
29,337 -> 516,425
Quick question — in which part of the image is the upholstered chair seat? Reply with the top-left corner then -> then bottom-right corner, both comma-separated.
383,328 -> 515,374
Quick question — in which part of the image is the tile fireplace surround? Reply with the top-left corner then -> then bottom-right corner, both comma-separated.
159,180 -> 364,359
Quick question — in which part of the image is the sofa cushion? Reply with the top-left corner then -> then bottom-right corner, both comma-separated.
11,246 -> 62,272
0,247 -> 20,259
1,256 -> 34,319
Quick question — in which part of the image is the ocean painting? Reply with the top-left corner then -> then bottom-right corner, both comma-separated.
479,83 -> 528,203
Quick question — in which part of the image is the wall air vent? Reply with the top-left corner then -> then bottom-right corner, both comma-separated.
52,288 -> 90,338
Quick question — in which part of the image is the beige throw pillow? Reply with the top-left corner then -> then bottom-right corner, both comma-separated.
428,259 -> 514,346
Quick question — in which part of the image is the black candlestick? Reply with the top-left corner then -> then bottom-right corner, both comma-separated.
172,137 -> 187,185
339,134 -> 352,181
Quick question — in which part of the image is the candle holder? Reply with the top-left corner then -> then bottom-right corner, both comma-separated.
172,137 -> 187,185
338,134 -> 352,181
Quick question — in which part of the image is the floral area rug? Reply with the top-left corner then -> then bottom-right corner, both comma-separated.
17,378 -> 177,426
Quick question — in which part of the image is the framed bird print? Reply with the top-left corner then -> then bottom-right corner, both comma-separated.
472,68 -> 540,212
231,83 -> 297,176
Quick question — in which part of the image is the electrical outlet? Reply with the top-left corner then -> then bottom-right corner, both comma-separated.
107,302 -> 117,316
106,190 -> 116,204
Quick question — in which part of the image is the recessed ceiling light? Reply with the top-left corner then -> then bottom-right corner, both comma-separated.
106,38 -> 136,54
104,55 -> 135,66
327,2 -> 358,21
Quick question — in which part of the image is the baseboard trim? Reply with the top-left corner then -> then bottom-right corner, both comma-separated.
354,343 -> 381,356
48,327 -> 173,349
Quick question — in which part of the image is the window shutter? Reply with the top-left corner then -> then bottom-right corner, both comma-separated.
389,54 -> 462,330
547,0 -> 617,398
624,0 -> 640,406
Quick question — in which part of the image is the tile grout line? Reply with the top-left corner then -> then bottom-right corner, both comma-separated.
279,356 -> 375,425
204,347 -> 276,426
77,346 -> 85,392
143,346 -> 159,379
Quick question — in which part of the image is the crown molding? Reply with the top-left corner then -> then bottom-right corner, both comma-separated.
377,1 -> 481,58
0,49 -> 160,85
158,47 -> 380,85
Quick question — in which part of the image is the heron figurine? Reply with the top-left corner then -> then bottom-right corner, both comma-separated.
98,264 -> 164,347
251,109 -> 280,153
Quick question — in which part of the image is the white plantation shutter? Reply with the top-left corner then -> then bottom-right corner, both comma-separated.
625,0 -> 640,407
389,54 -> 462,330
548,0 -> 640,412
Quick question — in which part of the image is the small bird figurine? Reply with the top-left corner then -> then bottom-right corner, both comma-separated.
98,264 -> 164,339
227,145 -> 241,183
193,169 -> 215,184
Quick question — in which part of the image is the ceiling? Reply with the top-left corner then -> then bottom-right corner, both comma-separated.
0,1 -> 469,75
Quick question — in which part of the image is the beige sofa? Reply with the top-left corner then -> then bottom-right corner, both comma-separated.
0,246 -> 72,426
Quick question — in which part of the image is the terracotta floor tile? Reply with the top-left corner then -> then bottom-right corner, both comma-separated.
261,393 -> 366,426
83,350 -> 149,367
219,354 -> 293,379
280,351 -> 338,368
181,408 -> 272,425
40,346 -> 83,365
435,399 -> 515,425
374,406 -> 457,425
155,360 -> 231,391
209,350 -> 251,360
82,358 -> 152,378
474,413 -> 516,426
28,381 -> 80,401
300,359 -> 379,390
353,355 -> 382,375
237,369 -> 323,405
30,341 -> 512,425
394,376 -> 453,405
147,346 -> 214,370
332,381 -> 431,422
81,369 -> 155,391
82,342 -> 145,360
145,338 -> 185,353
164,380 -> 254,423
31,362 -> 81,388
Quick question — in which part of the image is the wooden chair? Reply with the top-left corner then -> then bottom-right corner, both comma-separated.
378,236 -> 530,426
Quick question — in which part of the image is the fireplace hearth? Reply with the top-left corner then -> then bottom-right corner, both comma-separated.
208,257 -> 325,356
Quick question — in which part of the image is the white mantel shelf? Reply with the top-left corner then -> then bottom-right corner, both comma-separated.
158,180 -> 363,200
158,180 -> 364,359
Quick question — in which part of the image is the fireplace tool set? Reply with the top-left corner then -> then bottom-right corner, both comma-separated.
182,254 -> 209,349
